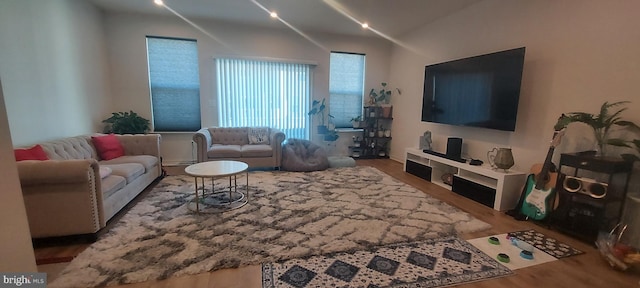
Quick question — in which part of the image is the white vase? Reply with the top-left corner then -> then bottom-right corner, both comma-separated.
384,130 -> 391,137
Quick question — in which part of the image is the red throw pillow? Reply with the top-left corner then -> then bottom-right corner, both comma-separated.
92,134 -> 125,160
14,144 -> 49,161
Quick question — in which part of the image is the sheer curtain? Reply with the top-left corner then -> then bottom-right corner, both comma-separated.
215,58 -> 312,139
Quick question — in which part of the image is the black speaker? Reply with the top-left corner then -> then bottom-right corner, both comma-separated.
446,137 -> 463,160
562,176 -> 608,199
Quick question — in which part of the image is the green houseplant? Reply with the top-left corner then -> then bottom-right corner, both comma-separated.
102,110 -> 151,134
368,82 -> 401,118
308,98 -> 333,134
556,101 -> 640,156
350,115 -> 363,128
368,82 -> 401,105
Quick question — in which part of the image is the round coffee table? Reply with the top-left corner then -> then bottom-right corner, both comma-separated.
184,160 -> 249,213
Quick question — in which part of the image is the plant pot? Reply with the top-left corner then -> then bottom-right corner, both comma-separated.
384,130 -> 391,137
324,134 -> 338,141
381,105 -> 393,118
352,121 -> 363,129
368,131 -> 375,137
317,125 -> 328,134
378,151 -> 386,157
369,111 -> 377,118
354,142 -> 361,147
378,131 -> 384,137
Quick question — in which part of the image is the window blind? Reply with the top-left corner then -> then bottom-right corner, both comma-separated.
215,58 -> 311,140
329,52 -> 365,128
146,37 -> 201,132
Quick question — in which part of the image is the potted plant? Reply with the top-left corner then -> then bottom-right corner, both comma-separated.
323,129 -> 339,141
308,98 -> 333,134
350,115 -> 363,128
556,101 -> 640,156
102,110 -> 151,134
369,82 -> 401,118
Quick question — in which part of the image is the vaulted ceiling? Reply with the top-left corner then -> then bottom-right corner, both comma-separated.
89,0 -> 481,37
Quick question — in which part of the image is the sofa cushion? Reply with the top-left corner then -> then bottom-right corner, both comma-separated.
101,175 -> 126,199
92,134 -> 125,160
102,163 -> 145,184
209,127 -> 249,145
248,127 -> 270,145
208,144 -> 242,158
39,136 -> 96,160
99,166 -> 113,179
14,145 -> 49,161
241,144 -> 273,157
100,155 -> 158,173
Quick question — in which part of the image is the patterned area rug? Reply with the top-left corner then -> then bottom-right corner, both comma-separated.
50,166 -> 491,288
262,236 -> 512,288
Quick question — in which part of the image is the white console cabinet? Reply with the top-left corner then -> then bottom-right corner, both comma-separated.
404,148 -> 527,211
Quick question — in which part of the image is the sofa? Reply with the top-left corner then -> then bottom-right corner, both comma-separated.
193,127 -> 285,169
15,134 -> 162,239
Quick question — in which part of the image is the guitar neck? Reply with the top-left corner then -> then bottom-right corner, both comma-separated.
535,145 -> 556,189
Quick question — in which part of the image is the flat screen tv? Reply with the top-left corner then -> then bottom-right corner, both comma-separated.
421,47 -> 525,131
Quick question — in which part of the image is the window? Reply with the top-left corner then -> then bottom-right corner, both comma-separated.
215,58 -> 312,139
146,36 -> 201,131
329,52 -> 365,128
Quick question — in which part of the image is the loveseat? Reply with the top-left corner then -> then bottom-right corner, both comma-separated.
193,127 -> 285,169
15,134 -> 162,239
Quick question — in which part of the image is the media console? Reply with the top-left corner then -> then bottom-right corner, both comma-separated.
404,148 -> 527,211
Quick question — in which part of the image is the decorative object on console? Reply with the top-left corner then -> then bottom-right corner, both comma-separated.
420,131 -> 432,151
556,101 -> 640,157
487,147 -> 515,171
102,110 -> 150,134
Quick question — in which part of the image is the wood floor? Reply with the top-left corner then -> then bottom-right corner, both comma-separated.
36,159 -> 640,287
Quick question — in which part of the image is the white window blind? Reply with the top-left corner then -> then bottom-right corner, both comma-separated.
215,58 -> 311,139
329,52 -> 365,128
146,36 -> 201,131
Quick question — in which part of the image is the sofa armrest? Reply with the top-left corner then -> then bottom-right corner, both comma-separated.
193,128 -> 212,162
17,159 -> 106,237
17,159 -> 100,185
270,128 -> 286,167
116,134 -> 161,157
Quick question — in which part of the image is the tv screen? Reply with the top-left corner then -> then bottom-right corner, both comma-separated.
421,47 -> 525,131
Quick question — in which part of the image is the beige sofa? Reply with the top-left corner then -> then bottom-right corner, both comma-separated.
193,127 -> 285,168
16,134 -> 162,239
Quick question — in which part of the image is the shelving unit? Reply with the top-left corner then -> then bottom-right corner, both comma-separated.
352,106 -> 392,159
550,152 -> 633,243
404,148 -> 527,211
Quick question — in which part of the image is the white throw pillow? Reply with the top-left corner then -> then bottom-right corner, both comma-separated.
248,127 -> 270,145
99,166 -> 113,179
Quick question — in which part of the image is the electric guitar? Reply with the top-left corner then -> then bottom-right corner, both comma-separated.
520,129 -> 565,220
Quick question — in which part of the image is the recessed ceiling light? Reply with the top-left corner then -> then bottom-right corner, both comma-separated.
362,23 -> 369,29
154,0 -> 164,6
270,12 -> 278,18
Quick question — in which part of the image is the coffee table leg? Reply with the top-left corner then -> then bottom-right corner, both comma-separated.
246,171 -> 249,201
194,177 -> 199,214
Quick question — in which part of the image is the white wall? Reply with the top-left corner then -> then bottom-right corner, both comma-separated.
0,0 -> 111,146
389,0 -> 640,173
103,12 -> 392,164
0,78 -> 37,272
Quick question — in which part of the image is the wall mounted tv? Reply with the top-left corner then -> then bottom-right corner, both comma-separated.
421,47 -> 525,131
